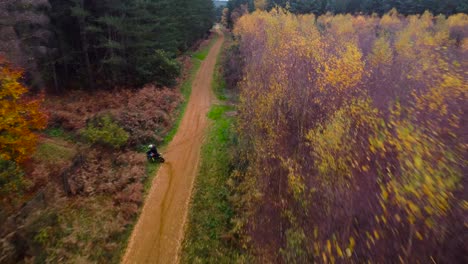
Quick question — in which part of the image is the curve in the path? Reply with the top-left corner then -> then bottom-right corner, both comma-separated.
122,30 -> 224,264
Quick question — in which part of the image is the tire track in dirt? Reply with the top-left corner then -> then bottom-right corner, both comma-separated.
122,29 -> 224,264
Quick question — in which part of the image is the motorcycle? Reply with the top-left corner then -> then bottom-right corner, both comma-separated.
147,152 -> 165,163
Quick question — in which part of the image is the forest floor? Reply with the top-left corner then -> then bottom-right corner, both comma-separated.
122,29 -> 224,264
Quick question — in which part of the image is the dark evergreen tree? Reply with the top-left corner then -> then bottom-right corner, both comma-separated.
44,0 -> 215,90
227,0 -> 254,27
290,0 -> 327,14
227,0 -> 467,16
360,0 -> 393,14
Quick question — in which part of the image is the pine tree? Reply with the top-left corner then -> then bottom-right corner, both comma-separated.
45,0 -> 214,89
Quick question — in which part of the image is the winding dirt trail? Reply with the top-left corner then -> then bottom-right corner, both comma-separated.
122,30 -> 224,264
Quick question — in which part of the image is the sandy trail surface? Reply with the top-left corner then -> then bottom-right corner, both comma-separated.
122,30 -> 224,264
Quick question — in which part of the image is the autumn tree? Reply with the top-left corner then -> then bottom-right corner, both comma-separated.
0,57 -> 48,164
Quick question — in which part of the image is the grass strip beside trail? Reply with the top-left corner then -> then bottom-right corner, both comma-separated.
212,42 -> 227,101
181,33 -> 245,261
193,35 -> 219,61
181,104 -> 242,262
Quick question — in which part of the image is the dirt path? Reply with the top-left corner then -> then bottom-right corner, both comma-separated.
122,30 -> 224,264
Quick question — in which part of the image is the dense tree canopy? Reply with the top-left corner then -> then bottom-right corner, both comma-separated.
232,9 -> 467,262
0,0 -> 215,91
49,0 -> 215,89
227,0 -> 467,21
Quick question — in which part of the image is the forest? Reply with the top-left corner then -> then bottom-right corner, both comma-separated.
228,0 -> 467,15
227,6 -> 467,263
226,0 -> 468,26
0,0 -> 215,91
0,0 -> 216,262
1,0 -> 467,262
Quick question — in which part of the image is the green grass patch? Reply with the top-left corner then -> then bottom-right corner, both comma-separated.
192,35 -> 219,61
44,127 -> 75,141
81,115 -> 129,148
143,161 -> 160,192
207,105 -> 235,120
193,48 -> 209,61
33,140 -> 75,163
44,127 -> 66,137
212,43 -> 228,101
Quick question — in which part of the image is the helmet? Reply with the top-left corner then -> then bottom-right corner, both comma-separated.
148,144 -> 154,149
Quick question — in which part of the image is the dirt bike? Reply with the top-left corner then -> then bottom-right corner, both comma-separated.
147,152 -> 165,163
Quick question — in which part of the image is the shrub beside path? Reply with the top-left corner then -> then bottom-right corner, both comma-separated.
122,29 -> 224,264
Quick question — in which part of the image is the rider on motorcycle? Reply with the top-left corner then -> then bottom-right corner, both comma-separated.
147,144 -> 160,159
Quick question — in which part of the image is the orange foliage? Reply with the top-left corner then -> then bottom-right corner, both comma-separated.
0,57 -> 48,163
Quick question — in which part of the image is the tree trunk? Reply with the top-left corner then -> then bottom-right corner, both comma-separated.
52,62 -> 59,93
81,23 -> 93,89
77,0 -> 93,89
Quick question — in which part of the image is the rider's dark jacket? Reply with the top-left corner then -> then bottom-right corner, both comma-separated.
147,146 -> 159,158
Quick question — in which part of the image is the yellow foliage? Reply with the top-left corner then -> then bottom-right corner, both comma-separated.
336,244 -> 343,257
320,43 -> 364,91
326,239 -> 332,254
380,8 -> 402,29
369,36 -> 393,68
447,13 -> 468,28
233,9 -> 465,262
329,14 -> 356,36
